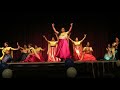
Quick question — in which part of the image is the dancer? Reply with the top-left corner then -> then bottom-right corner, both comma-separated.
81,42 -> 96,61
34,45 -> 45,62
111,42 -> 118,60
17,44 -> 29,62
43,35 -> 60,62
114,37 -> 119,60
0,42 -> 20,63
52,23 -> 73,61
23,44 -> 44,62
114,37 -> 119,48
104,44 -> 113,60
69,34 -> 87,61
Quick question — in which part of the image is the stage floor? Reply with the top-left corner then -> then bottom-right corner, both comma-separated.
1,61 -> 120,79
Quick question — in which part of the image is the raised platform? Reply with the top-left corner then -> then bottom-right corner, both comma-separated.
1,61 -> 120,79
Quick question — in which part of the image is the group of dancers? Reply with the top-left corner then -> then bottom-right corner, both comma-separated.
0,23 -> 119,63
104,37 -> 119,61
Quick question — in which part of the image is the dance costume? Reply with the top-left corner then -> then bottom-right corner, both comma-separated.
23,47 -> 44,62
47,41 -> 60,62
56,32 -> 71,60
72,41 -> 83,61
81,47 -> 96,61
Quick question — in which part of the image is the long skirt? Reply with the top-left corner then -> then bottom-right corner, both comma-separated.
56,39 -> 71,60
81,53 -> 96,62
73,45 -> 82,61
48,46 -> 61,62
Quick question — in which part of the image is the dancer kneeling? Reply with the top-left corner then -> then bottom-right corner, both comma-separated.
22,44 -> 44,62
104,44 -> 113,60
80,42 -> 96,61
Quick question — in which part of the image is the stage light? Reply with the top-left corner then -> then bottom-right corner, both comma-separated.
2,69 -> 13,78
66,67 -> 77,78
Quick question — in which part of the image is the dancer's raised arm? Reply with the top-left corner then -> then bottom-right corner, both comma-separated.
55,33 -> 59,41
69,37 -> 74,43
11,42 -> 20,50
43,35 -> 50,42
0,47 -> 3,50
68,23 -> 73,33
80,34 -> 87,42
52,23 -> 59,34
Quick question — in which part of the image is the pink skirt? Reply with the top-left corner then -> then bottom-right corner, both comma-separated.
23,53 -> 45,62
56,39 -> 71,60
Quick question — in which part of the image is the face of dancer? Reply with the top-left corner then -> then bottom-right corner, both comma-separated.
4,42 -> 9,47
61,28 -> 65,33
115,37 -> 119,42
86,42 -> 90,47
108,44 -> 110,48
34,45 -> 38,49
75,37 -> 79,41
24,45 -> 27,48
28,44 -> 32,48
51,37 -> 55,41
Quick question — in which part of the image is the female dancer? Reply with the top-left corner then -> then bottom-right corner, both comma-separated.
23,44 -> 44,62
114,37 -> 119,48
52,23 -> 73,61
0,42 -> 20,63
17,44 -> 29,62
43,35 -> 60,62
104,44 -> 113,60
81,42 -> 96,61
111,42 -> 118,60
69,34 -> 87,61
34,45 -> 45,62
114,37 -> 119,60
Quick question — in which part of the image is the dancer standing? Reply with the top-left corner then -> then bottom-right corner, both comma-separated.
52,23 -> 73,61
81,42 -> 96,61
69,34 -> 87,61
43,35 -> 60,62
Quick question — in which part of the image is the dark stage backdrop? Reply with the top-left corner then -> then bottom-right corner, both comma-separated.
0,11 -> 120,61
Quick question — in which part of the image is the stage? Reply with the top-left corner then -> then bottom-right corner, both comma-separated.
1,60 -> 119,79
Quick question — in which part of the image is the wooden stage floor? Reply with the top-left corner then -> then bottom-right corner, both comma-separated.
1,61 -> 120,79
